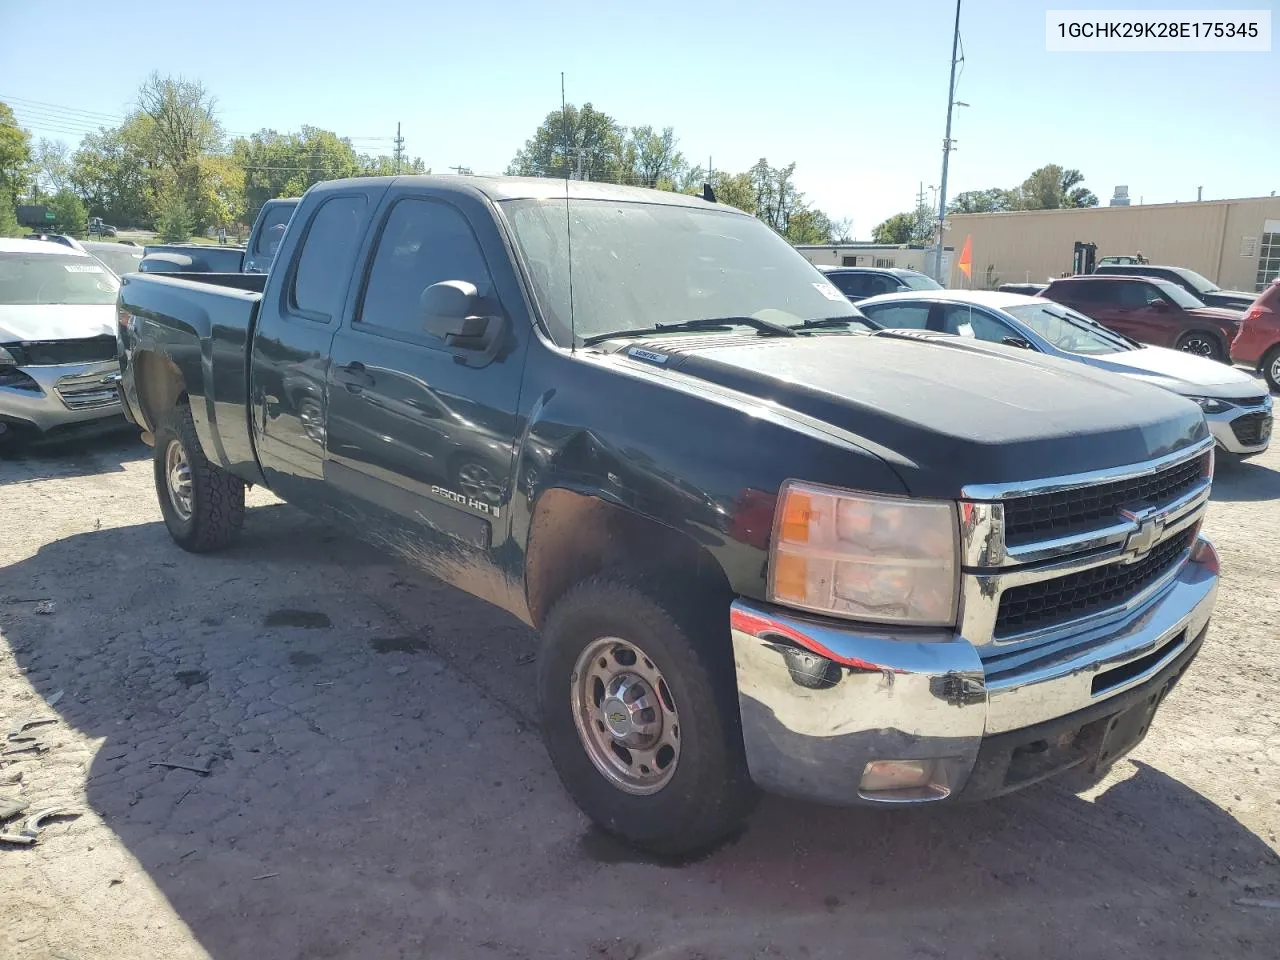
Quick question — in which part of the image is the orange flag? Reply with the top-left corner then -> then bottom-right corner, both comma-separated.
958,235 -> 973,283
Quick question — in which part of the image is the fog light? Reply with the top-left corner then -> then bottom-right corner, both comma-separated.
859,759 -> 954,800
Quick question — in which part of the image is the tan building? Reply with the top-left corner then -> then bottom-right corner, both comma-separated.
942,195 -> 1280,293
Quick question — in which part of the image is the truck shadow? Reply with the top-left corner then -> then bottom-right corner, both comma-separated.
1210,457 -> 1280,502
2,510 -> 1277,958
0,430 -> 144,485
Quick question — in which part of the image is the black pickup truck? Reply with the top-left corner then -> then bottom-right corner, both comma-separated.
117,175 -> 1220,856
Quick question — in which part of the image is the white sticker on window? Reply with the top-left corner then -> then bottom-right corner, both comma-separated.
812,282 -> 845,301
64,264 -> 105,273
957,322 -> 976,338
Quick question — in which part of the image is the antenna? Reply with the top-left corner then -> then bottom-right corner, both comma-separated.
561,72 -> 576,352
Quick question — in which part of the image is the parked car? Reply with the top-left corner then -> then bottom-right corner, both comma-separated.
0,238 -> 126,448
816,265 -> 941,300
119,175 -> 1219,857
139,243 -> 247,274
24,233 -> 88,254
82,240 -> 144,278
1043,274 -> 1240,362
1230,279 -> 1280,393
1093,263 -> 1256,311
1097,255 -> 1148,266
997,282 -> 1048,296
242,198 -> 299,274
858,290 -> 1272,458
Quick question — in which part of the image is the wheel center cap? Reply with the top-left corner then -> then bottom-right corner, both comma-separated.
602,697 -> 633,738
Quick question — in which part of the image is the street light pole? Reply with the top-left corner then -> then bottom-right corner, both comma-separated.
934,0 -> 962,283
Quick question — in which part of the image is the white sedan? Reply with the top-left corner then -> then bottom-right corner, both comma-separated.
857,289 -> 1272,459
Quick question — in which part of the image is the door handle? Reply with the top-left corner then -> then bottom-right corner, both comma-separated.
337,361 -> 375,392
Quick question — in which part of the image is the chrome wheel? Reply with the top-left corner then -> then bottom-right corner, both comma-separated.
1178,336 -> 1217,359
164,439 -> 193,521
1269,354 -> 1280,389
298,398 -> 325,445
571,637 -> 680,795
456,460 -> 502,504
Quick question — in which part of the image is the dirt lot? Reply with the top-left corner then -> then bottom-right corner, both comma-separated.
1,428 -> 1278,960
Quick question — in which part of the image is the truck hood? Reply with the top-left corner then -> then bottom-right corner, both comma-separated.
0,304 -> 116,343
1199,289 -> 1255,307
608,331 -> 1206,497
1080,345 -> 1267,400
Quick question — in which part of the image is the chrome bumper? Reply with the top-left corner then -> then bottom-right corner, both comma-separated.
0,360 -> 123,435
731,538 -> 1218,806
1205,396 -> 1272,455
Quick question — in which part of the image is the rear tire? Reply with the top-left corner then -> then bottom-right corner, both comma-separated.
1262,346 -> 1280,394
538,574 -> 756,858
1175,331 -> 1225,362
153,402 -> 245,552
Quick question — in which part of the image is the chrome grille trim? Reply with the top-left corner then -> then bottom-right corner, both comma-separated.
956,439 -> 1213,650
54,369 -> 122,410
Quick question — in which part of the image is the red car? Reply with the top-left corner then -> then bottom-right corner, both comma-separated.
1042,275 -> 1241,362
1230,279 -> 1280,392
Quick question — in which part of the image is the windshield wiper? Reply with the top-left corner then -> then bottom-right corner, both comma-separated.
582,315 -> 798,346
793,314 -> 873,330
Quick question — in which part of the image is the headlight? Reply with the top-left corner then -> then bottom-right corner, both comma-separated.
1188,396 -> 1233,414
769,481 -> 959,626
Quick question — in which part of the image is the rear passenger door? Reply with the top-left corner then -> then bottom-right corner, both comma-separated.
324,189 -> 529,566
251,188 -> 383,507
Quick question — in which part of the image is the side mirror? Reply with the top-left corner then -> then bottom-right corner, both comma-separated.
1001,336 -> 1034,350
420,280 -> 507,364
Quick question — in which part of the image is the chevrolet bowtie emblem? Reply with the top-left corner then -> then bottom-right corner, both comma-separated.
1118,505 -> 1164,563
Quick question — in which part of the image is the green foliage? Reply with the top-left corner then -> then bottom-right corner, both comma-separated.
508,103 -> 626,183
49,189 -> 87,236
949,166 -> 1098,215
871,212 -> 916,244
949,188 -> 1014,214
156,187 -> 193,242
0,188 -> 22,238
70,118 -> 154,226
0,102 -> 33,204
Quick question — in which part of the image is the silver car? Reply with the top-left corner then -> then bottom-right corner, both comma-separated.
857,289 -> 1272,459
0,238 -> 125,448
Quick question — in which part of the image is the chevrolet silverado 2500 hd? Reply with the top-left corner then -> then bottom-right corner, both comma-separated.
117,176 -> 1220,856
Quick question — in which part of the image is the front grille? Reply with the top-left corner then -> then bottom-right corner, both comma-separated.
14,335 -> 117,366
1230,411 -> 1273,447
995,528 -> 1195,637
1002,453 -> 1208,546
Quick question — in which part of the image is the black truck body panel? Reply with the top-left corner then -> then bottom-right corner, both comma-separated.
117,175 -> 1208,623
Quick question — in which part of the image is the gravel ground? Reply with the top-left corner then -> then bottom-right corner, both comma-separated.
1,427 -> 1278,960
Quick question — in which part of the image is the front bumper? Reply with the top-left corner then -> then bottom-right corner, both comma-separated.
0,360 -> 124,440
731,538 -> 1218,805
1204,396 -> 1272,455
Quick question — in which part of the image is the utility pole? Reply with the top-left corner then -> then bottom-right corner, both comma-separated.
393,122 -> 405,175
933,0 -> 962,283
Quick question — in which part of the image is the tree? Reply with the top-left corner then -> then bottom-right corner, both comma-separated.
233,126 -> 367,220
949,188 -> 1013,214
137,73 -> 224,230
1014,164 -> 1099,210
34,138 -> 71,196
507,103 -> 624,182
155,186 -> 193,242
624,125 -> 684,188
1059,168 -> 1098,208
872,212 -> 916,244
49,189 -> 87,236
0,102 -> 33,207
0,196 -> 20,238
69,119 -> 154,226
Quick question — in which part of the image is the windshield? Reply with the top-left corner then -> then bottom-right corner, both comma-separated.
1005,302 -> 1134,355
0,253 -> 120,305
898,271 -> 942,291
501,198 -> 862,344
1173,268 -> 1218,294
1152,279 -> 1205,309
88,245 -> 143,277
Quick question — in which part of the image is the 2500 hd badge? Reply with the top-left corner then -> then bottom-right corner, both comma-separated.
431,484 -> 500,518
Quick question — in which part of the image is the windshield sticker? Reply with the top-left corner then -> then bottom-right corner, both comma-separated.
64,264 -> 105,273
812,282 -> 844,301
957,322 -> 976,338
628,347 -> 668,365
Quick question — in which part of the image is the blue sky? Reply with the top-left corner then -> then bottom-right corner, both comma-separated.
1,0 -> 1275,235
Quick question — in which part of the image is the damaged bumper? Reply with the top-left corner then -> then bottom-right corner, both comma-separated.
730,538 -> 1218,805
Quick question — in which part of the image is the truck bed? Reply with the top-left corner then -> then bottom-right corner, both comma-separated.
117,272 -> 265,481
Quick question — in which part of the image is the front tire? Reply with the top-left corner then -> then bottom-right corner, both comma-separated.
1262,346 -> 1280,394
153,402 -> 245,552
538,574 -> 756,858
1175,331 -> 1225,362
